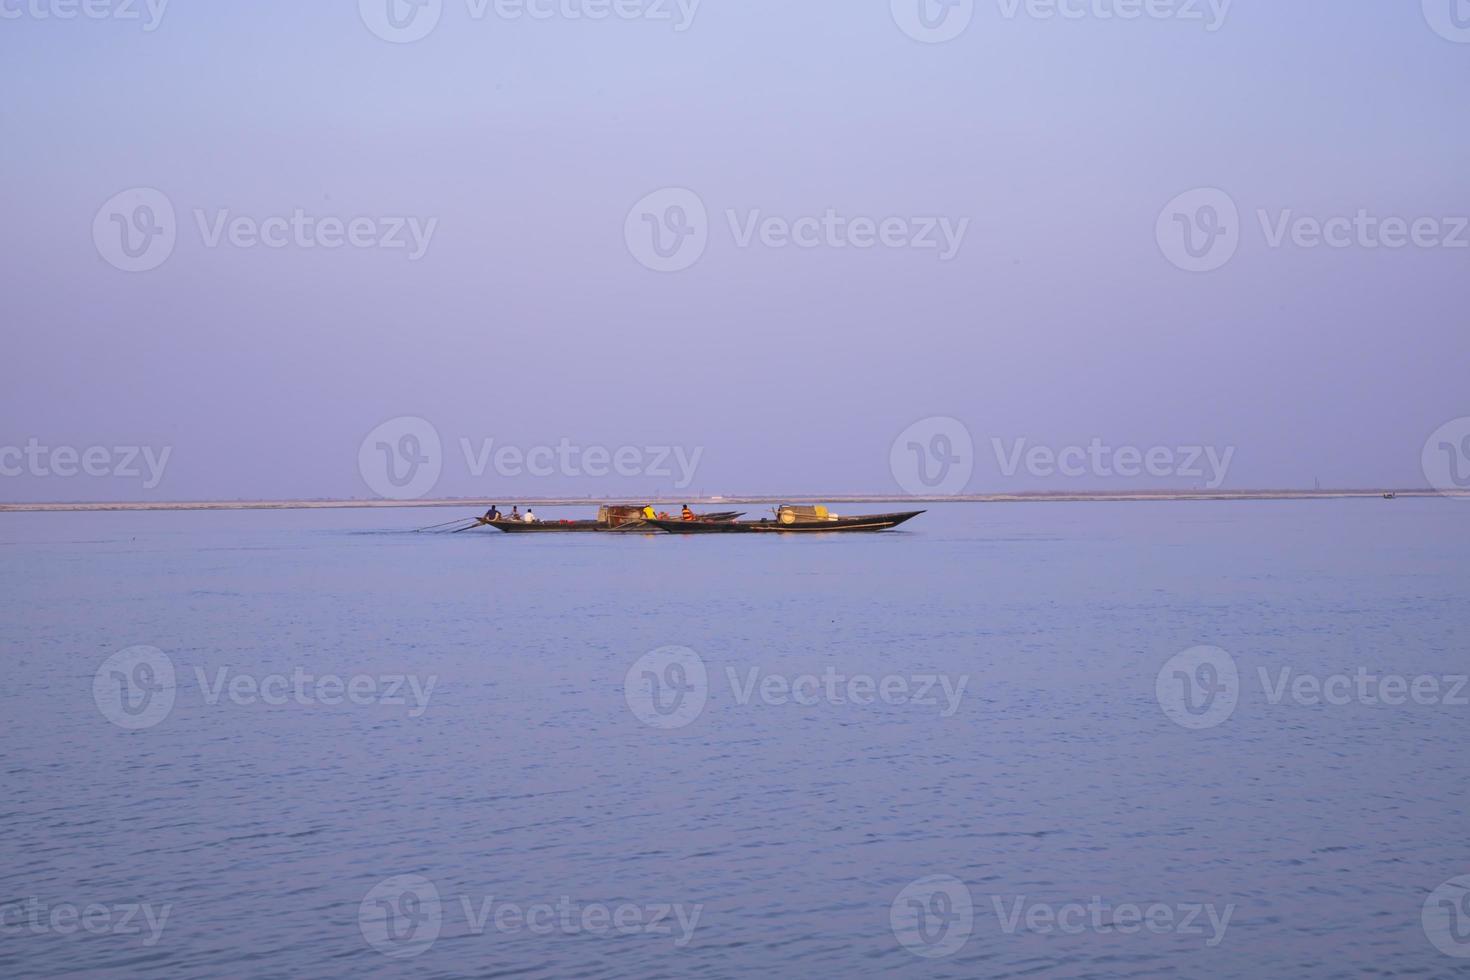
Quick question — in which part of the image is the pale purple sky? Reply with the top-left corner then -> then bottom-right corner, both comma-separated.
2,1 -> 1467,501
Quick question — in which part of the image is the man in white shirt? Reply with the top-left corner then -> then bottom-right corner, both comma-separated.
523,508 -> 539,523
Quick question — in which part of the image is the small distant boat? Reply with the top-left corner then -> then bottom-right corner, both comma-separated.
486,505 -> 743,533
650,505 -> 924,534
1383,492 -> 1397,499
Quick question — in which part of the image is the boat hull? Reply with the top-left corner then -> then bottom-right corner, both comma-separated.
649,511 -> 924,534
488,520 -> 610,532
486,511 -> 744,533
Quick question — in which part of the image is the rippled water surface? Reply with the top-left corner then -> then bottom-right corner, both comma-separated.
2,500 -> 1468,978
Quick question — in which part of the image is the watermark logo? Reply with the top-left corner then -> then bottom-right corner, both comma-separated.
1423,0 -> 1470,43
0,0 -> 168,30
93,646 -> 176,730
0,440 -> 171,488
625,649 -> 968,728
94,650 -> 437,728
626,188 -> 969,272
991,896 -> 1233,946
93,187 -> 176,273
1157,188 -> 1239,273
727,667 -> 968,716
0,899 -> 171,946
1161,189 -> 1470,273
727,209 -> 968,259
995,0 -> 1231,31
94,189 -> 437,271
1156,645 -> 1238,729
1258,210 -> 1469,252
625,187 -> 708,273
624,645 -> 708,729
1257,667 -> 1467,708
193,667 -> 438,716
459,438 -> 702,487
890,875 -> 974,958
359,0 -> 443,42
359,416 -> 443,501
360,874 -> 443,958
1423,418 -> 1470,498
360,0 -> 698,41
358,421 -> 704,497
193,209 -> 437,259
891,0 -> 974,43
891,417 -> 974,496
358,876 -> 702,954
1424,875 -> 1470,958
991,437 -> 1234,488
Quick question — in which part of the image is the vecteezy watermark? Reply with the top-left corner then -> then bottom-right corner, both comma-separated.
193,209 -> 437,260
357,416 -> 705,500
891,0 -> 975,44
992,437 -> 1235,489
1423,875 -> 1470,958
1422,0 -> 1470,44
93,647 -> 438,729
1423,417 -> 1470,498
0,0 -> 168,30
93,188 -> 438,272
359,417 -> 444,501
1158,187 -> 1470,273
994,0 -> 1231,31
891,0 -> 1230,43
623,646 -> 709,729
726,666 -> 968,716
359,875 -> 442,959
1156,188 -> 1240,273
93,646 -> 177,730
891,417 -> 975,496
623,188 -> 708,273
358,0 -> 700,44
624,187 -> 970,273
92,187 -> 176,273
1157,645 -> 1469,729
459,437 -> 701,487
990,895 -> 1234,946
0,439 -> 171,489
890,876 -> 975,958
623,646 -> 969,729
191,667 -> 437,717
0,899 -> 171,946
1257,667 -> 1468,708
889,876 -> 1233,958
358,875 -> 702,958
1156,646 -> 1239,730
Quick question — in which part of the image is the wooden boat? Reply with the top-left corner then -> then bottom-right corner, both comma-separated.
649,505 -> 924,534
486,506 -> 743,533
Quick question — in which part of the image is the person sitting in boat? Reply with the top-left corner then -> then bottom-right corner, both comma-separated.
484,506 -> 502,522
509,506 -> 520,521
523,508 -> 539,523
681,504 -> 696,521
642,504 -> 657,521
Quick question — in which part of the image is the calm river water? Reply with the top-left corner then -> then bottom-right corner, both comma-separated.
2,500 -> 1467,977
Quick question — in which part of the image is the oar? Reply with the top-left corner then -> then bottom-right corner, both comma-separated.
452,518 -> 490,533
415,516 -> 478,532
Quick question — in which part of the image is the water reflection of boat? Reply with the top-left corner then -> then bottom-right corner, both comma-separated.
649,505 -> 924,534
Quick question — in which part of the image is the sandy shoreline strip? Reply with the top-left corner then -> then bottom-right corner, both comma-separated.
0,490 -> 1456,513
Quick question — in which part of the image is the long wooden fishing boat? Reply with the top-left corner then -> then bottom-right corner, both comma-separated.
649,505 -> 924,535
485,506 -> 744,533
